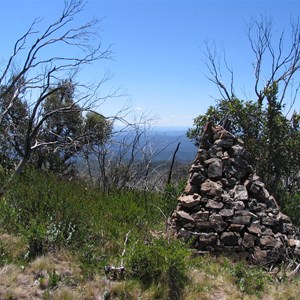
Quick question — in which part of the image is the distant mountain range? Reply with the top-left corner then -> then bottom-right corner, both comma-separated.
75,129 -> 198,165
113,129 -> 198,163
150,130 -> 197,162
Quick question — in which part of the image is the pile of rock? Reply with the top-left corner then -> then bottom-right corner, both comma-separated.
169,122 -> 300,266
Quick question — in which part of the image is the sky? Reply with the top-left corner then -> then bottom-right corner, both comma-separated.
0,0 -> 299,129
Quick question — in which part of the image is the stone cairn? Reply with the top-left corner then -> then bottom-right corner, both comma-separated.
169,121 -> 300,266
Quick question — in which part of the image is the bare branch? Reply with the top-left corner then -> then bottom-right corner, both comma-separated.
247,16 -> 300,106
202,40 -> 233,101
0,0 -> 116,177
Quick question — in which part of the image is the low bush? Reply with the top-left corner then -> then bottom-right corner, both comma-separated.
127,236 -> 189,298
0,168 -> 176,274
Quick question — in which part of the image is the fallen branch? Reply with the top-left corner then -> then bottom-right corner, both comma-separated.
287,263 -> 300,278
104,230 -> 131,281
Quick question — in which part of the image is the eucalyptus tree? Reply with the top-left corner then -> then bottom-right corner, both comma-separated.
0,0 -> 113,176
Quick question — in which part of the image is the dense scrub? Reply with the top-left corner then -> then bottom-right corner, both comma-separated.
0,169 -> 299,299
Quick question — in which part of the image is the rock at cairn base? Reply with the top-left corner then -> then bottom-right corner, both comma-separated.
169,121 -> 300,266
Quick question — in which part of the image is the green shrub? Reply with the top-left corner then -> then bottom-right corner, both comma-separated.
1,169 -> 93,258
127,237 -> 189,298
283,193 -> 300,226
0,168 -> 175,273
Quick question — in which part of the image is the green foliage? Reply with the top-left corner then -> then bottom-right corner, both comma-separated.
33,80 -> 84,174
0,168 -> 173,274
187,98 -> 263,149
84,111 -> 113,144
283,193 -> 300,226
0,241 -> 12,267
190,255 -> 271,297
0,78 -> 29,169
1,169 -> 91,258
230,261 -> 271,296
0,168 -> 293,298
188,86 -> 300,202
127,237 -> 189,298
48,269 -> 60,288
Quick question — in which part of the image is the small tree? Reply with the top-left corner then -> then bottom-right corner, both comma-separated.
31,80 -> 84,173
81,111 -> 113,189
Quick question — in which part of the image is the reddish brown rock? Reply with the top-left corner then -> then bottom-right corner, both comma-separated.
179,194 -> 201,208
242,233 -> 256,248
201,180 -> 222,197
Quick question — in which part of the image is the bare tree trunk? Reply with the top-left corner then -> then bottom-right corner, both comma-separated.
167,142 -> 181,186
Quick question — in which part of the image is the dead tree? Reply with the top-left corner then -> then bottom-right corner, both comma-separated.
0,0 -> 113,176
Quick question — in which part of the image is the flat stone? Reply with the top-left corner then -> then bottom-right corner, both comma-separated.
232,201 -> 245,210
289,239 -> 300,248
219,209 -> 234,217
260,235 -> 277,248
195,221 -> 215,232
214,138 -> 234,149
257,187 -> 270,201
261,216 -> 276,226
229,215 -> 251,225
184,182 -> 199,195
229,144 -> 245,157
206,199 -> 224,209
208,214 -> 228,232
247,224 -> 263,235
190,172 -> 206,187
234,185 -> 249,201
197,233 -> 218,247
193,211 -> 209,222
209,213 -> 223,222
213,221 -> 228,232
205,158 -> 223,180
276,212 -> 291,223
176,211 -> 195,223
179,194 -> 201,208
201,180 -> 222,197
253,247 -> 268,263
235,210 -> 251,217
242,233 -> 256,248
177,228 -> 192,240
232,156 -> 252,180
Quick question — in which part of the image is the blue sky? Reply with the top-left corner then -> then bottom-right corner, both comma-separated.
0,0 -> 299,129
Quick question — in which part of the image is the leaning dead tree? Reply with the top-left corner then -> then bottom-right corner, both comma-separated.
0,0 -> 113,175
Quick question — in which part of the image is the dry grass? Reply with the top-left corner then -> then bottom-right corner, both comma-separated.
0,250 -> 85,300
0,232 -> 27,259
264,279 -> 300,300
0,258 -> 299,299
0,233 -> 299,299
0,264 -> 39,299
183,268 -> 242,300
